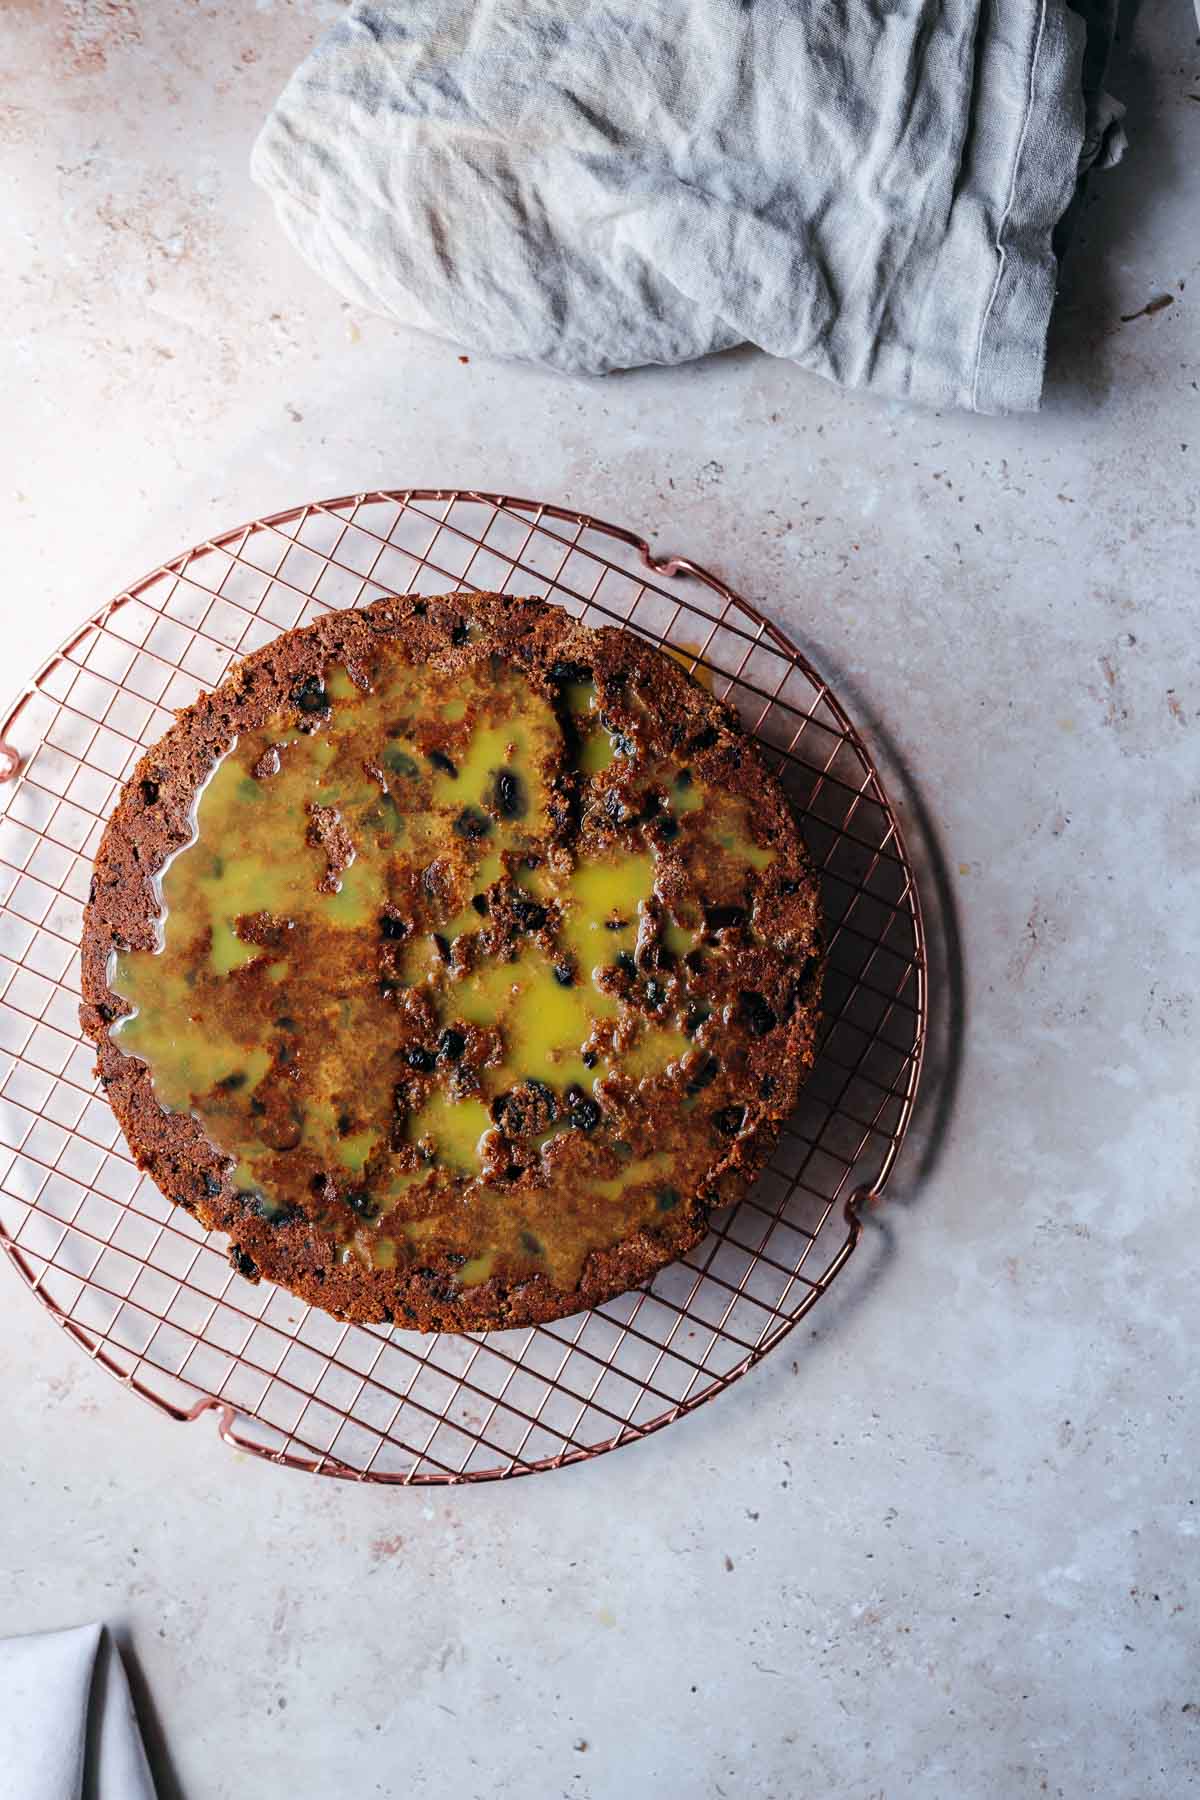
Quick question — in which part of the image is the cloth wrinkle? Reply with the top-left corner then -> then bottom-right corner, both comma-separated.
970,0 -> 1049,411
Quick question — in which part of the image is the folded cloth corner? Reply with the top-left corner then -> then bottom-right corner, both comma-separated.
0,1624 -> 157,1800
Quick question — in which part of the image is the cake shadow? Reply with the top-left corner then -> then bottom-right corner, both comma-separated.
760,651 -> 966,1311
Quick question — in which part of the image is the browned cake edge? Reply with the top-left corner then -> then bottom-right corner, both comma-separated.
79,591 -> 823,1332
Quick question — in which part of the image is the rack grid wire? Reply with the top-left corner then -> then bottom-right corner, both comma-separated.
0,491 -> 926,1484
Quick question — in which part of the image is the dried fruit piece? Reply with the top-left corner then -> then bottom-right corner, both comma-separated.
565,1085 -> 601,1132
739,991 -> 777,1037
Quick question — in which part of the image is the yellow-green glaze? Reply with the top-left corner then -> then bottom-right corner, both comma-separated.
110,644 -> 786,1289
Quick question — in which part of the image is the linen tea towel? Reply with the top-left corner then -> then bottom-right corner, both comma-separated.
252,0 -> 1126,413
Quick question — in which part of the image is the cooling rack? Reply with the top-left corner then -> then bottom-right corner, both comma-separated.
0,491 -> 926,1483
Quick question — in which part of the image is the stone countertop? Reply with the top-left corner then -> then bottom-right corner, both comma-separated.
1,6 -> 1197,1797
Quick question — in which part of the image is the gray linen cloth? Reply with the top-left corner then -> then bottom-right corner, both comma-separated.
0,1625 -> 156,1800
252,0 -> 1125,413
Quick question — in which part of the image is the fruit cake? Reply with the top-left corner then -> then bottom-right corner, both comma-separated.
80,591 -> 822,1331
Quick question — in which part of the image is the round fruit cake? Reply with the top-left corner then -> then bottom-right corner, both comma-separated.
80,591 -> 822,1331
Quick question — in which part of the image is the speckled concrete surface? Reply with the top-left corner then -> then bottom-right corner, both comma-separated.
2,6 -> 1198,1798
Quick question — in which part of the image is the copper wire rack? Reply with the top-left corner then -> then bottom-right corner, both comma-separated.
0,491 -> 926,1484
